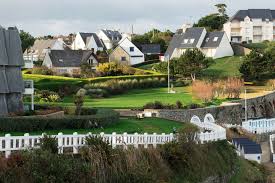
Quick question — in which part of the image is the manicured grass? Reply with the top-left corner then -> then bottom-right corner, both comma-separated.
40,87 -> 199,109
201,56 -> 243,79
137,63 -> 158,70
0,117 -> 188,136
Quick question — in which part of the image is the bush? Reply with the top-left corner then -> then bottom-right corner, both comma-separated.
31,66 -> 53,75
39,135 -> 58,154
34,90 -> 61,103
143,101 -> 175,110
0,109 -> 119,133
84,77 -> 167,96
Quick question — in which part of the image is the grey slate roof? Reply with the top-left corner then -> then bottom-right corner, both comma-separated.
242,144 -> 262,154
230,9 -> 275,21
0,28 -> 8,65
201,32 -> 224,48
49,50 -> 97,67
0,67 -> 9,93
101,29 -> 122,41
79,32 -> 94,44
5,67 -> 24,93
178,27 -> 205,48
80,32 -> 105,48
139,44 -> 161,54
165,34 -> 185,58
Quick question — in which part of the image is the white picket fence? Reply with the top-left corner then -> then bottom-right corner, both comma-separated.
0,132 -> 174,158
270,134 -> 275,163
191,114 -> 227,143
242,118 -> 275,134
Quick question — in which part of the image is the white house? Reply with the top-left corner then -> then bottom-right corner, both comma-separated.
165,27 -> 233,60
109,37 -> 144,65
97,29 -> 122,50
232,138 -> 262,163
24,38 -> 67,61
42,50 -> 98,76
71,32 -> 105,52
223,9 -> 275,43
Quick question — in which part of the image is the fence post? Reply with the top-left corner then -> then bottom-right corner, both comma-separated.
162,133 -> 165,144
24,133 -> 30,148
134,133 -> 138,148
123,132 -> 128,150
73,132 -> 78,154
112,132 -> 116,149
153,133 -> 157,148
144,133 -> 148,148
58,132 -> 63,154
5,134 -> 11,158
170,133 -> 174,142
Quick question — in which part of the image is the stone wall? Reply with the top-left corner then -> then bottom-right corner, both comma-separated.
144,91 -> 275,125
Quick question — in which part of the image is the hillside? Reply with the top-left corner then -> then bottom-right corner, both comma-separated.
201,56 -> 243,79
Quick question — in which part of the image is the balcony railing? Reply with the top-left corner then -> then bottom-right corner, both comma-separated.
253,31 -> 263,35
231,32 -> 241,36
24,80 -> 34,95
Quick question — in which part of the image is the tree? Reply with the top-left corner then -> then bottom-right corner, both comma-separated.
192,80 -> 215,102
19,30 -> 35,52
81,63 -> 95,78
194,4 -> 229,31
74,89 -> 87,115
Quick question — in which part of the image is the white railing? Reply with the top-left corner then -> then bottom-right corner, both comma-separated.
270,134 -> 275,163
0,132 -> 174,158
242,118 -> 275,134
190,115 -> 227,143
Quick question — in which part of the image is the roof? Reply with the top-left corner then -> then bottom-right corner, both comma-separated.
101,29 -> 122,41
48,50 -> 97,67
27,39 -> 57,56
230,9 -> 275,21
85,33 -> 105,48
79,32 -> 94,45
201,32 -> 224,48
139,44 -> 161,54
178,27 -> 205,48
165,34 -> 185,58
242,145 -> 262,154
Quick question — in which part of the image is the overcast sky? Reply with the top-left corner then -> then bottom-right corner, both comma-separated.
0,0 -> 274,37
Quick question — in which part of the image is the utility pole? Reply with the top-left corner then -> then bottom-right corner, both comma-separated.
245,88 -> 247,122
167,54 -> 170,93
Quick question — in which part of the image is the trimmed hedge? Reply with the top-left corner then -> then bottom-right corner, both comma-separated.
0,109 -> 119,133
132,60 -> 160,68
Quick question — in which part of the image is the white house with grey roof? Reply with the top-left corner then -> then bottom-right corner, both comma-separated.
42,50 -> 98,76
224,9 -> 275,43
166,27 -> 233,59
72,32 -> 105,52
109,37 -> 144,65
97,29 -> 122,50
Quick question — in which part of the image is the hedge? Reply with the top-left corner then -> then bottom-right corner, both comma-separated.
132,60 -> 160,68
0,109 -> 119,133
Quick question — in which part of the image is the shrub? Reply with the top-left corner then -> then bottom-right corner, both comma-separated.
192,80 -> 215,102
39,135 -> 58,154
34,90 -> 61,103
0,109 -> 119,133
31,66 -> 53,75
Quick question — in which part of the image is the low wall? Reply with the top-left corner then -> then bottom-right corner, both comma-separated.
144,91 -> 275,125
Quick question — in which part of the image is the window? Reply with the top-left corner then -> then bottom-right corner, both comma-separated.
121,57 -> 126,61
130,47 -> 134,52
190,39 -> 195,44
213,37 -> 219,42
257,156 -> 261,160
88,59 -> 93,65
58,59 -> 63,62
184,39 -> 189,44
205,38 -> 210,42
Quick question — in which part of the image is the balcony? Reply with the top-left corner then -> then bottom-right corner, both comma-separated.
24,80 -> 34,95
231,32 -> 241,37
253,30 -> 263,35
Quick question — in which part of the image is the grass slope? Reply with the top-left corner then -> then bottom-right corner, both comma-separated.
0,117 -> 187,136
40,87 -> 199,109
202,56 -> 243,79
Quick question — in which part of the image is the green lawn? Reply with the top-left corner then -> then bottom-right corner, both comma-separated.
0,117 -> 188,136
201,56 -> 243,79
137,63 -> 158,70
41,87 -> 199,109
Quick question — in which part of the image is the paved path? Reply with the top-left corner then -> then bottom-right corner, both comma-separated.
261,141 -> 271,163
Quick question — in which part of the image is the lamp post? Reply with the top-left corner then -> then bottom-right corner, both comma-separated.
245,88 -> 247,122
167,54 -> 170,93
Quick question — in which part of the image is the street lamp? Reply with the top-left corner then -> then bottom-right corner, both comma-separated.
166,54 -> 170,93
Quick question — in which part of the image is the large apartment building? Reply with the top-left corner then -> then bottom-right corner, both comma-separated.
224,9 -> 275,43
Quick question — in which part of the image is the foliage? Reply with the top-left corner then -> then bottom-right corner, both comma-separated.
31,66 -> 54,75
194,4 -> 229,31
80,63 -> 95,78
34,90 -> 61,103
224,78 -> 244,99
192,80 -> 215,102
96,61 -> 138,76
19,30 -> 35,52
74,89 -> 87,115
39,135 -> 58,154
0,109 -> 119,133
84,77 -> 167,96
154,49 -> 213,80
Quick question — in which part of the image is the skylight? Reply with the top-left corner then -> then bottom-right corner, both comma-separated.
184,39 -> 189,44
213,37 -> 219,42
190,39 -> 195,44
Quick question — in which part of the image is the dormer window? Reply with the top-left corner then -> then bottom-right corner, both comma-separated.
130,47 -> 134,52
206,38 -> 210,42
213,37 -> 219,42
184,39 -> 189,44
59,59 -> 63,62
189,39 -> 195,44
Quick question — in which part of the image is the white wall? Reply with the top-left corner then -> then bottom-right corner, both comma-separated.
244,154 -> 261,164
72,33 -> 86,50
42,52 -> 53,68
97,31 -> 113,50
212,34 -> 234,59
86,36 -> 103,52
119,38 -> 144,65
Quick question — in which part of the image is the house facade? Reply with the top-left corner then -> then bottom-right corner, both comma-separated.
223,9 -> 275,43
42,50 -> 98,76
71,32 -> 105,52
97,29 -> 122,50
109,38 -> 144,65
24,38 -> 66,61
166,27 -> 233,60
